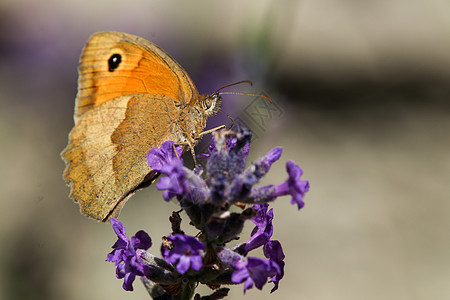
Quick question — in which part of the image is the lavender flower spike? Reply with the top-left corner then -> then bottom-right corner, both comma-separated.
119,126 -> 311,297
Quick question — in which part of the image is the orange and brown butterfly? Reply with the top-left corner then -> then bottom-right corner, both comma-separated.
61,31 -> 225,222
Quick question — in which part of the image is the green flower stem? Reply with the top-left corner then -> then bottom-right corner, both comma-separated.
174,280 -> 196,300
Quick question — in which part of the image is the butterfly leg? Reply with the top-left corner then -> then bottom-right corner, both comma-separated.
176,125 -> 226,167
218,110 -> 234,129
174,141 -> 199,166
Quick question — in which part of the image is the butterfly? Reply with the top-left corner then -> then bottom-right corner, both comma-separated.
61,31 -> 226,222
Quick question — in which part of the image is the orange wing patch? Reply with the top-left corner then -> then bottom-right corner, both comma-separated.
74,32 -> 194,119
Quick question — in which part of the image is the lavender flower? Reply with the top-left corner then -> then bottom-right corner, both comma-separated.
231,257 -> 280,293
106,218 -> 152,291
235,204 -> 273,256
263,240 -> 285,293
250,161 -> 310,209
146,140 -> 183,174
147,141 -> 209,203
233,205 -> 285,292
106,126 -> 310,298
278,161 -> 310,209
161,234 -> 205,274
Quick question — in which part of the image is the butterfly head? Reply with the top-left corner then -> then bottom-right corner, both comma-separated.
200,93 -> 222,117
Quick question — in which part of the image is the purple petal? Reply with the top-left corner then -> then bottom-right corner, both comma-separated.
165,252 -> 181,265
156,176 -> 182,201
176,255 -> 191,274
147,141 -> 183,172
246,257 -> 272,290
243,233 -> 270,254
243,277 -> 254,293
122,272 -> 136,291
188,237 -> 206,251
131,230 -> 152,250
190,255 -> 203,271
263,241 -> 285,293
231,266 -> 249,284
111,218 -> 128,244
116,263 -> 126,279
111,238 -> 127,250
263,240 -> 285,262
264,147 -> 283,165
106,249 -> 124,265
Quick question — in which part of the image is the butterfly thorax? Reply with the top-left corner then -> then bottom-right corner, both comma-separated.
178,93 -> 222,149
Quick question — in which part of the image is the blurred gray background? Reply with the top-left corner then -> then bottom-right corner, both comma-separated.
0,1 -> 449,299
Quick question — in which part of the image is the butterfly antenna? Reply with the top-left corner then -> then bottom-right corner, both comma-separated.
212,80 -> 273,103
211,80 -> 253,96
218,91 -> 272,103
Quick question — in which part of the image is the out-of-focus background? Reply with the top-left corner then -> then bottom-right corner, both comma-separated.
0,1 -> 449,299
